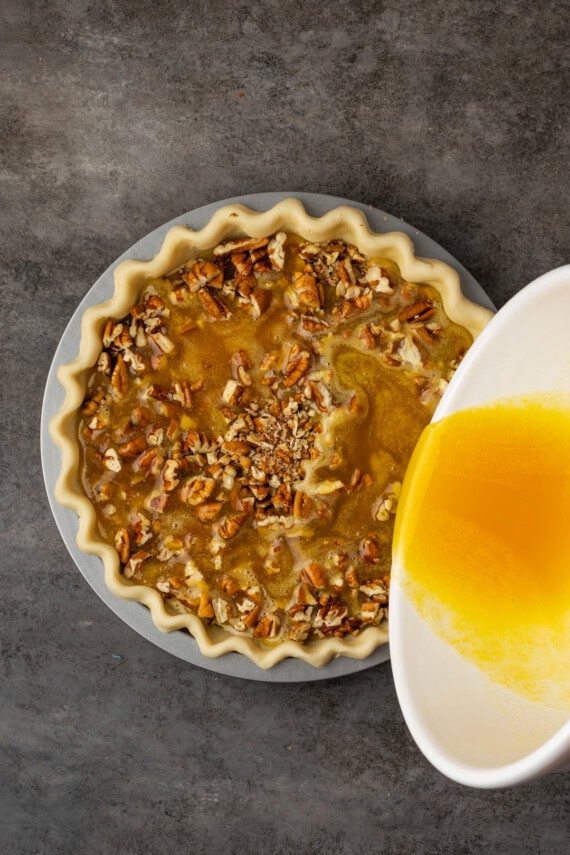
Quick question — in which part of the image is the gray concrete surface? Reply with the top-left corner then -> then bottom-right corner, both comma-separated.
1,1 -> 569,853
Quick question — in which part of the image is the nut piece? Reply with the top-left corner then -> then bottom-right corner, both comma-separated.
267,232 -> 287,270
398,301 -> 435,323
218,512 -> 248,540
123,550 -> 151,579
198,287 -> 229,319
111,353 -> 128,398
251,288 -> 272,318
360,535 -> 381,564
196,501 -> 224,521
212,597 -> 232,624
283,345 -> 311,387
114,528 -> 131,564
182,259 -> 224,291
102,447 -> 122,472
292,271 -> 323,309
302,562 -> 327,589
181,476 -> 216,506
253,615 -> 281,638
213,236 -> 269,256
222,379 -> 245,406
118,437 -> 146,459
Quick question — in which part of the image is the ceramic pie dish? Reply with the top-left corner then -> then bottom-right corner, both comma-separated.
49,198 -> 492,668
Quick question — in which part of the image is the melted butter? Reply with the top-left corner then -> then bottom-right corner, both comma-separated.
393,394 -> 570,711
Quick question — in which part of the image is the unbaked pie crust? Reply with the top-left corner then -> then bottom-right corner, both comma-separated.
50,199 -> 492,668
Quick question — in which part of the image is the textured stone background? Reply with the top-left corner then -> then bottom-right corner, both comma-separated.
1,1 -> 569,853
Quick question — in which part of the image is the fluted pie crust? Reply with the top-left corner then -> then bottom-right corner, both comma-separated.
49,199 -> 492,668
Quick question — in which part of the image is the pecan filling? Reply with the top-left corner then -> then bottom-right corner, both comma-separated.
79,233 -> 471,643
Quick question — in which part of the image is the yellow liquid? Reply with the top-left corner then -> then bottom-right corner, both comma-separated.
393,395 -> 570,712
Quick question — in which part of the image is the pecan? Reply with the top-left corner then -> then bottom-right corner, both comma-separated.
398,301 -> 435,323
271,483 -> 292,514
253,615 -> 281,638
346,566 -> 360,588
148,492 -> 169,513
267,232 -> 287,270
114,528 -> 131,564
196,501 -> 224,521
102,447 -> 122,472
361,601 -> 382,624
300,315 -> 329,332
118,437 -> 146,459
137,448 -> 164,477
251,288 -> 272,318
123,550 -> 151,579
181,476 -> 216,505
182,259 -> 224,291
314,600 -> 348,629
360,579 -> 388,603
218,575 -> 239,596
292,270 -> 323,308
97,352 -> 112,375
213,236 -> 269,256
230,350 -> 252,385
111,353 -> 128,398
171,380 -> 193,408
161,459 -> 180,492
222,379 -> 245,406
218,512 -> 248,540
148,332 -> 175,354
302,561 -> 327,589
359,325 -> 376,350
354,292 -> 372,311
360,535 -> 381,564
198,287 -> 228,319
197,592 -> 215,620
283,345 -> 311,387
212,597 -> 232,624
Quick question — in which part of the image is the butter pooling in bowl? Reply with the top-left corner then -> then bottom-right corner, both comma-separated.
389,265 -> 570,788
393,394 -> 570,713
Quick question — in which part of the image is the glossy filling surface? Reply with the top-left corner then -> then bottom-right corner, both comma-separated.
79,232 -> 471,643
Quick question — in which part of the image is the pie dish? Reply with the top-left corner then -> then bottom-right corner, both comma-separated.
50,198 -> 492,668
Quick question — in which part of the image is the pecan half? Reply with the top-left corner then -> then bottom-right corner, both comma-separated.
114,528 -> 131,564
198,287 -> 228,319
218,512 -> 248,540
398,301 -> 435,323
292,271 -> 323,309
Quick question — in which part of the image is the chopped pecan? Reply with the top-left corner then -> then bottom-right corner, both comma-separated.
267,232 -> 287,269
198,287 -> 228,319
359,579 -> 388,603
213,236 -> 269,256
230,350 -> 252,385
359,325 -> 376,350
148,332 -> 175,354
111,353 -> 128,398
181,476 -> 216,505
218,575 -> 239,596
302,561 -> 327,589
118,437 -> 146,459
196,501 -> 224,521
251,288 -> 272,318
218,512 -> 248,540
102,447 -> 122,472
283,345 -> 311,387
197,592 -> 215,620
253,615 -> 281,638
360,535 -> 381,564
97,352 -> 112,375
292,270 -> 323,309
123,550 -> 151,579
182,259 -> 224,291
398,301 -> 435,323
222,379 -> 245,406
212,597 -> 232,624
114,528 -> 131,564
271,483 -> 292,514
161,459 -> 180,492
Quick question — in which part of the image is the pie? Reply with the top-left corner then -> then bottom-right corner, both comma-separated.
50,199 -> 491,667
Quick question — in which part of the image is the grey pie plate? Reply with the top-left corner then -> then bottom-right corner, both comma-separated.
41,192 -> 495,683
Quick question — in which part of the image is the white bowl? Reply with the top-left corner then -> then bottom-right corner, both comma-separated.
390,265 -> 570,787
